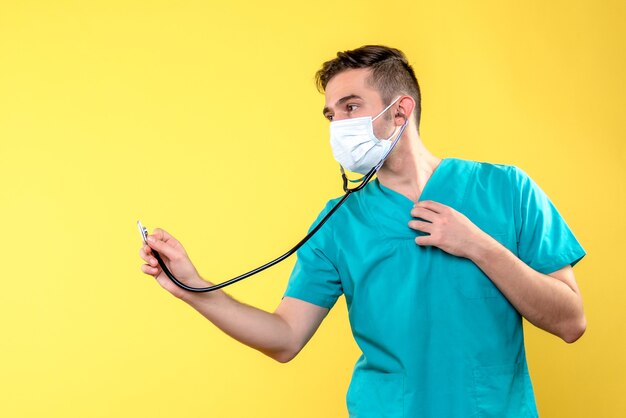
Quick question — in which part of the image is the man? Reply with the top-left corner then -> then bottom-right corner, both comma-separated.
139,45 -> 586,417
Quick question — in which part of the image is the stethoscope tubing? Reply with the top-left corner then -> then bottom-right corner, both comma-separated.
152,119 -> 409,293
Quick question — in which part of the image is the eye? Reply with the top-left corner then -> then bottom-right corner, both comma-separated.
347,104 -> 358,112
325,114 -> 334,121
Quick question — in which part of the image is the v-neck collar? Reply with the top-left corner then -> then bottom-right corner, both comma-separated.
376,158 -> 451,206
358,158 -> 475,241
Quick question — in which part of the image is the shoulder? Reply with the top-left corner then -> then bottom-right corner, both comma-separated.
450,157 -> 530,187
310,191 -> 355,230
457,158 -> 521,176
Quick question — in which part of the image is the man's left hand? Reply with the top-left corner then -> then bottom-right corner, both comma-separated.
408,200 -> 488,259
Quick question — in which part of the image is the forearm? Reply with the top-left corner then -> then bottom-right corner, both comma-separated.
468,234 -> 585,342
142,232 -> 302,361
180,283 -> 296,362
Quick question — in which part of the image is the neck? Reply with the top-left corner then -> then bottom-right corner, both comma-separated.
376,126 -> 441,202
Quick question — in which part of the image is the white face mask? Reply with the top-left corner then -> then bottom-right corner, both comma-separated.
329,97 -> 402,175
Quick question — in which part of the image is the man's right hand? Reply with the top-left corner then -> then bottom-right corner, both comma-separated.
139,228 -> 207,299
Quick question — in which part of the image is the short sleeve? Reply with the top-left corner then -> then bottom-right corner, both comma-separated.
513,167 -> 586,274
283,201 -> 343,309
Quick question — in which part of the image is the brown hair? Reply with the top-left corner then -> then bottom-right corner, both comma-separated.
315,45 -> 421,127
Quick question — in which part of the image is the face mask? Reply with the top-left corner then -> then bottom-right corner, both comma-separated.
329,97 -> 401,175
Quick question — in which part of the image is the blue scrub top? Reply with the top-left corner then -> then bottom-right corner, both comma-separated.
284,158 -> 585,418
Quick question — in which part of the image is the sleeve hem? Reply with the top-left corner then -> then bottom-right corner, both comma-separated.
283,290 -> 337,309
532,248 -> 586,275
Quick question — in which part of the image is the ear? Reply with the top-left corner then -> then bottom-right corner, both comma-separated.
394,96 -> 415,125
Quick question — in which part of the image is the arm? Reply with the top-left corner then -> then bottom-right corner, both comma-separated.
466,233 -> 585,342
409,201 -> 586,343
139,228 -> 329,362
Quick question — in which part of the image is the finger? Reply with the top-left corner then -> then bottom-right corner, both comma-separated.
144,245 -> 159,266
139,246 -> 158,266
415,235 -> 434,247
143,244 -> 155,259
146,235 -> 178,260
410,206 -> 438,222
408,220 -> 433,232
415,200 -> 447,213
141,263 -> 160,276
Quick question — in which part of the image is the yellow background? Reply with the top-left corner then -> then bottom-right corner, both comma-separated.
1,1 -> 624,417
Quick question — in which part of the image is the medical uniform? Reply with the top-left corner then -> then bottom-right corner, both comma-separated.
284,158 -> 585,418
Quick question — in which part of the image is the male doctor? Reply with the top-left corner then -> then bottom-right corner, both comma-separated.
139,45 -> 586,417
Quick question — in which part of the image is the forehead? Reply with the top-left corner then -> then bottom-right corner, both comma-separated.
324,68 -> 382,107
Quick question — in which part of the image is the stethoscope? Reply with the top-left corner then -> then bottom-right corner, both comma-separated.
139,117 -> 409,293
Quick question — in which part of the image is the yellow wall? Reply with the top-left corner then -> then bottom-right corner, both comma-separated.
1,1 -> 624,417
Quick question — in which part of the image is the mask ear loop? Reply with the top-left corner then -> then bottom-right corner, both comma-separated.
373,116 -> 409,172
372,96 -> 402,122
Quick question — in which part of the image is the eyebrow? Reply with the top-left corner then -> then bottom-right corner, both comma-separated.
322,94 -> 364,117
